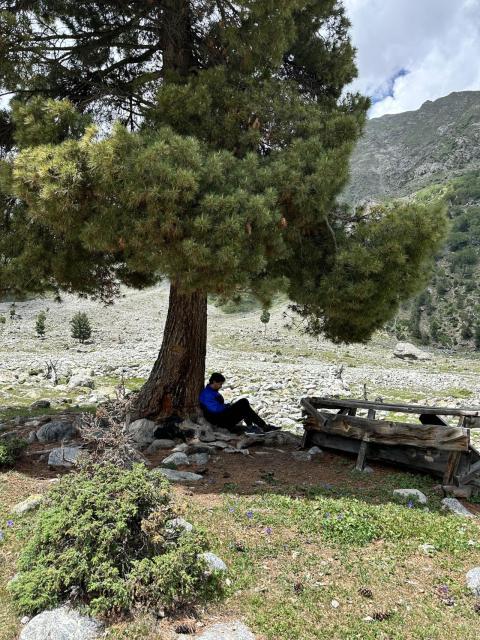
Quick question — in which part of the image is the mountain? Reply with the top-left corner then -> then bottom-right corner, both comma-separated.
344,91 -> 480,203
344,91 -> 480,350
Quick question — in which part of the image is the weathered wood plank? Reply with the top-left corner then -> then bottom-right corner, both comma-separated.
355,436 -> 369,471
443,451 -> 462,484
458,459 -> 480,485
306,396 -> 480,418
304,413 -> 469,451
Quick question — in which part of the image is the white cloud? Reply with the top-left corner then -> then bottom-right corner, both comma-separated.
343,0 -> 480,117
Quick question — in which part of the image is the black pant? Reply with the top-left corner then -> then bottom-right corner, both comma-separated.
203,398 -> 266,431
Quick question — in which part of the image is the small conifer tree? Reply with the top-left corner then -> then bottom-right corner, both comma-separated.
260,309 -> 271,336
35,310 -> 46,337
70,312 -> 92,343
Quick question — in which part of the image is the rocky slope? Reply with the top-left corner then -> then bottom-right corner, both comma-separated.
344,91 -> 480,202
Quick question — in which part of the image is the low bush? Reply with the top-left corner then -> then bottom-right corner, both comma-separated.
10,463 -> 222,616
0,437 -> 27,467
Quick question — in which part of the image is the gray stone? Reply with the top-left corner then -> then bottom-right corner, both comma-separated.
48,446 -> 82,468
196,621 -> 256,640
26,430 -> 37,444
393,342 -> 432,361
30,399 -> 51,410
19,606 -> 103,640
161,452 -> 189,467
393,489 -> 428,505
188,452 -> 210,466
12,494 -> 43,515
165,517 -> 194,534
441,497 -> 474,517
201,551 -> 227,573
307,446 -> 323,457
156,468 -> 203,482
145,439 -> 175,454
68,374 -> 95,389
36,421 -> 78,443
466,567 -> 480,596
172,443 -> 189,453
127,418 -> 157,446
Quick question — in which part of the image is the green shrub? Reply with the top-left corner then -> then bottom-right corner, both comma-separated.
10,464 -> 221,616
0,314 -> 5,324
70,311 -> 92,342
35,310 -> 47,337
0,437 -> 27,467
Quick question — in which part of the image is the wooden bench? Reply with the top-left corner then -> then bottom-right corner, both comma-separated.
301,397 -> 480,487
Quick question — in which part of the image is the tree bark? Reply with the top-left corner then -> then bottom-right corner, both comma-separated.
134,282 -> 207,420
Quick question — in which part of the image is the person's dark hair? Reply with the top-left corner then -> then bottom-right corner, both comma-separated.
209,372 -> 225,384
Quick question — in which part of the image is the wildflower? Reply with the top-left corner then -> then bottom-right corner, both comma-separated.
246,510 -> 254,519
0,531 -> 4,542
324,512 -> 331,519
265,527 -> 272,535
228,506 -> 235,513
6,520 -> 14,528
337,513 -> 345,520
407,500 -> 414,509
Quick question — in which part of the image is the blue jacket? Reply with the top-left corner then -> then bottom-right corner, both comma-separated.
199,385 -> 226,414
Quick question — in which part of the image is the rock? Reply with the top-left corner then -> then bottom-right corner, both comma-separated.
145,439 -> 175,454
224,447 -> 250,455
292,448 -> 321,461
11,494 -> 43,515
200,551 -> 227,573
21,616 -> 30,625
36,421 -> 78,444
127,418 -> 157,446
26,431 -> 37,444
419,543 -> 436,555
161,452 -> 189,467
172,443 -> 189,453
196,621 -> 256,640
68,374 -> 95,389
19,606 -> 103,640
165,517 -> 194,534
393,342 -> 432,361
307,446 -> 323,457
211,441 -> 229,449
212,431 -> 236,442
441,497 -> 474,517
466,567 -> 480,596
48,446 -> 82,468
393,489 -> 428,505
30,400 -> 51,410
156,468 -> 203,482
188,452 -> 210,466
442,485 -> 473,499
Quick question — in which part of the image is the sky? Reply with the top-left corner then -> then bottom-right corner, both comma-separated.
343,0 -> 480,118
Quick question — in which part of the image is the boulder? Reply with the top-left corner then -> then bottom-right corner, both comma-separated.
48,446 -> 82,468
145,439 -> 175,454
12,494 -> 43,515
441,497 -> 474,517
165,517 -> 194,534
393,489 -> 428,505
127,418 -> 157,446
466,567 -> 480,596
156,468 -> 203,482
161,452 -> 189,467
188,452 -> 210,466
30,400 -> 51,410
36,421 -> 78,444
393,342 -> 432,361
200,551 -> 227,573
68,374 -> 95,389
19,607 -> 103,640
196,621 -> 256,640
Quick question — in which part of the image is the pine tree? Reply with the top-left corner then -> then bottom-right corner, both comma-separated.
35,310 -> 46,337
260,310 -> 271,336
0,1 -> 447,419
70,312 -> 92,343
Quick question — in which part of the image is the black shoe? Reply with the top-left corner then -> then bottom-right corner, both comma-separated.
244,425 -> 264,435
263,424 -> 281,432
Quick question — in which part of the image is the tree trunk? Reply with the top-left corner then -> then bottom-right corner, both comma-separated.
134,282 -> 207,420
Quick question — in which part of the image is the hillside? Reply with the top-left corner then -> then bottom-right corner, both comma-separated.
344,92 -> 480,350
344,91 -> 480,203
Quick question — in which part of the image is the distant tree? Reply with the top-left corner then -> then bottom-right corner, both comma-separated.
70,312 -> 92,343
35,310 -> 46,337
260,309 -> 271,336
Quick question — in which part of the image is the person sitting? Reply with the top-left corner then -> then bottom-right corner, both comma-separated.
199,372 -> 279,435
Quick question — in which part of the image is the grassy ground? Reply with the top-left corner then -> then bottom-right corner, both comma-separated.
1,460 -> 479,640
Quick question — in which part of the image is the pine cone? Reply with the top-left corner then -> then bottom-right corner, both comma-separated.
358,587 -> 373,598
372,611 -> 392,621
175,623 -> 196,634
